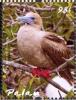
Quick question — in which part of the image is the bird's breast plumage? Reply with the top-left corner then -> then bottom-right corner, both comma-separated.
17,25 -> 54,68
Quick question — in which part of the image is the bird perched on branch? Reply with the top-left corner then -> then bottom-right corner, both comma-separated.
16,12 -> 73,84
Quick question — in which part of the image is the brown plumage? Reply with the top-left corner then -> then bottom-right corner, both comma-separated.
17,12 -> 73,84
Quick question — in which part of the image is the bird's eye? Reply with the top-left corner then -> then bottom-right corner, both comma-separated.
30,17 -> 35,20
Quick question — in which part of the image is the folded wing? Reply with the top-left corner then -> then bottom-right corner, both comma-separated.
41,33 -> 73,84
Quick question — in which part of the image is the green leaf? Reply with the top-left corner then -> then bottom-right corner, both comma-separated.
2,82 -> 7,92
28,76 -> 36,90
65,90 -> 74,98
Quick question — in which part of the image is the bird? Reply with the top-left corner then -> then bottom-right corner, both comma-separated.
16,12 -> 73,84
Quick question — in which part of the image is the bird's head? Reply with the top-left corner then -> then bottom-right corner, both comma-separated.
16,12 -> 43,30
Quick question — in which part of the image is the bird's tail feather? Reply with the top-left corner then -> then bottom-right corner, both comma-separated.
59,66 -> 74,85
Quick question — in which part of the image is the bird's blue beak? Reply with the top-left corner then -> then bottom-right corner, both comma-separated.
16,16 -> 34,24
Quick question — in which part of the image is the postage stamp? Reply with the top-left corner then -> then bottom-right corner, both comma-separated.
0,1 -> 76,99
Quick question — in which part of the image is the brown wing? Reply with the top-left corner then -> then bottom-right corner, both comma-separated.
41,33 -> 73,84
41,33 -> 71,66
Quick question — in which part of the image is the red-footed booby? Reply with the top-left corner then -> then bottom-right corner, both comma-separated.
16,12 -> 73,84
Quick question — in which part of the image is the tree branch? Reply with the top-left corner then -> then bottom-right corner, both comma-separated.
29,6 -> 56,12
3,60 -> 32,73
3,60 -> 68,94
3,55 -> 75,94
3,55 -> 75,74
4,3 -> 56,12
3,38 -> 17,46
53,13 -> 66,32
51,55 -> 75,73
44,78 -> 68,94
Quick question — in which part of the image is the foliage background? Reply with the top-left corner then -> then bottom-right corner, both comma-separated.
2,2 -> 74,99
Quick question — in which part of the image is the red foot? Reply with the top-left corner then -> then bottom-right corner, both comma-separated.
32,68 -> 50,78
